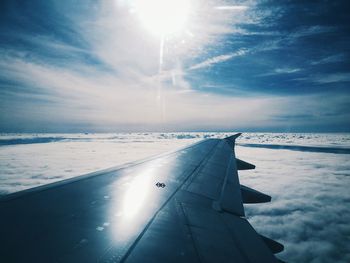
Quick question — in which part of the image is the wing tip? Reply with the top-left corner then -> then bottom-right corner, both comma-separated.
225,132 -> 242,140
224,133 -> 242,145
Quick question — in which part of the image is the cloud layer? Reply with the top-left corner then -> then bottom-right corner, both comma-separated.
237,146 -> 350,262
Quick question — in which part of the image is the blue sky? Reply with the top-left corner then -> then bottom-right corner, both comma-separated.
0,0 -> 349,132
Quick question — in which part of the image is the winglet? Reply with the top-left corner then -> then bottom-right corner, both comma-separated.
224,133 -> 242,148
225,133 -> 242,142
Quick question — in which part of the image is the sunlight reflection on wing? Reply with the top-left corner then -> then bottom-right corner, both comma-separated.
122,169 -> 153,218
109,159 -> 165,242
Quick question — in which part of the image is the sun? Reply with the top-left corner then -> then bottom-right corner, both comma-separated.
134,0 -> 190,37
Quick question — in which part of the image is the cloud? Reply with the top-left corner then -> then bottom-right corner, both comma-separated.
0,1 -> 284,132
257,67 -> 301,77
296,73 -> 350,84
313,73 -> 350,84
1,0 -> 350,132
310,54 -> 347,65
0,52 -> 292,131
0,133 -> 204,195
274,68 -> 301,74
189,49 -> 248,70
288,25 -> 336,39
1,50 -> 349,132
236,144 -> 350,262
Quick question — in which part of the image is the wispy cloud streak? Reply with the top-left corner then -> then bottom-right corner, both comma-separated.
189,49 -> 248,70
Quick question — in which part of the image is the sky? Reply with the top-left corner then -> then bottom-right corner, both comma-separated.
0,0 -> 349,132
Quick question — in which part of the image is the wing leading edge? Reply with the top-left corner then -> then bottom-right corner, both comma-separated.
0,134 -> 283,262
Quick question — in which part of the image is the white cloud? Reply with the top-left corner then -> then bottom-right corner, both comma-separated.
237,144 -> 350,262
290,25 -> 336,38
0,1 -> 280,131
189,49 -> 248,70
257,67 -> 301,77
314,73 -> 350,84
274,68 -> 301,74
310,54 -> 346,65
0,133 -> 201,195
0,53 -> 286,131
295,73 -> 350,84
1,1 -> 348,132
1,53 -> 349,132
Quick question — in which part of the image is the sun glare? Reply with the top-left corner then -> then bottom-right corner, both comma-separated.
134,0 -> 190,37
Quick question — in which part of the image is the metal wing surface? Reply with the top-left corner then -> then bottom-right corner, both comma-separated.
0,134 -> 283,262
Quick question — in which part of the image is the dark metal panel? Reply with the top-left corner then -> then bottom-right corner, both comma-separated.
124,201 -> 200,263
124,186 -> 279,263
212,140 -> 245,216
123,191 -> 247,263
185,139 -> 245,217
186,175 -> 223,200
190,227 -> 246,263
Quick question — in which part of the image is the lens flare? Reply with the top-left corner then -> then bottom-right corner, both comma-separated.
134,0 -> 190,37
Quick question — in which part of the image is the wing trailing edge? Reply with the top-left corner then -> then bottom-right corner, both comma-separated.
224,133 -> 285,259
260,234 -> 284,254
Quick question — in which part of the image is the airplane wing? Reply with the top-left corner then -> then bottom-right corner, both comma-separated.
0,133 -> 284,262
